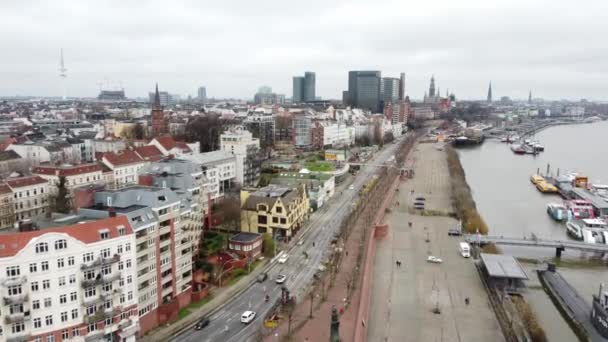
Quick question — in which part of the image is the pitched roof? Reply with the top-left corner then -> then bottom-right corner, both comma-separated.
6,176 -> 48,189
0,216 -> 133,258
152,136 -> 191,153
33,163 -> 102,177
0,150 -> 21,162
0,184 -> 11,194
102,150 -> 144,167
134,145 -> 164,161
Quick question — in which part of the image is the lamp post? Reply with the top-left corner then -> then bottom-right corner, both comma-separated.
217,259 -> 232,287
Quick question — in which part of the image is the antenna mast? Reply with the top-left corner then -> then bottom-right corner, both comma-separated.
59,48 -> 68,100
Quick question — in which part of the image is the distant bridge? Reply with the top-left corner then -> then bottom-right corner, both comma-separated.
463,234 -> 608,258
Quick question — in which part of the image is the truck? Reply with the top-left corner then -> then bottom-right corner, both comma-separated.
459,242 -> 471,258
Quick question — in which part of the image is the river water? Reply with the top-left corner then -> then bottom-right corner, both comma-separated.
457,120 -> 608,342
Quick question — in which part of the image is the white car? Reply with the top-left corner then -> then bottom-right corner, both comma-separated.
349,185 -> 355,190
241,310 -> 256,324
278,254 -> 289,264
275,274 -> 287,284
427,256 -> 443,264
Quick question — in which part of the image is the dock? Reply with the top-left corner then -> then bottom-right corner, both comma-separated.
538,267 -> 608,342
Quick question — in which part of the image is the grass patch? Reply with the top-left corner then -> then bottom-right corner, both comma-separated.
176,295 -> 214,321
178,308 -> 191,320
304,161 -> 335,172
446,146 -> 489,235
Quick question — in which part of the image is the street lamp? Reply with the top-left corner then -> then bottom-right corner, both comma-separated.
217,259 -> 232,287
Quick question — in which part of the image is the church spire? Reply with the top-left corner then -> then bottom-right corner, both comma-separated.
429,75 -> 436,97
528,90 -> 532,104
154,83 -> 161,108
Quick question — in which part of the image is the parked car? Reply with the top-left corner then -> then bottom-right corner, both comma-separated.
275,274 -> 287,284
241,310 -> 256,324
194,318 -> 210,330
349,185 -> 355,190
414,201 -> 425,207
278,254 -> 289,264
447,228 -> 462,236
415,197 -> 426,201
257,272 -> 268,283
427,256 -> 443,264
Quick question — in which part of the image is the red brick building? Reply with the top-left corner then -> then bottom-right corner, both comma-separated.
151,83 -> 168,137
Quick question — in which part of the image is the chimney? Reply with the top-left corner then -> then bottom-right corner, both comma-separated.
109,207 -> 116,218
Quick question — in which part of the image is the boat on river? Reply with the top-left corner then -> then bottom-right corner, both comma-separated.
530,174 -> 545,184
591,284 -> 608,338
547,203 -> 567,221
566,218 -> 607,241
536,181 -> 558,193
511,144 -> 526,154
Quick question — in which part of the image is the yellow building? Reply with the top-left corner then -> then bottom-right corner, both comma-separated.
240,184 -> 310,239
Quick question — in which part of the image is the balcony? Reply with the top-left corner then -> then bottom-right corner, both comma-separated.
101,273 -> 121,284
84,311 -> 106,324
4,311 -> 31,324
81,254 -> 120,270
3,294 -> 28,305
104,306 -> 122,319
118,319 -> 139,339
6,333 -> 31,342
1,275 -> 27,287
84,330 -> 104,342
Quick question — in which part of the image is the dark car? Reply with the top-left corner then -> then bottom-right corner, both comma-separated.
195,318 -> 210,330
448,229 -> 462,236
415,197 -> 426,201
414,202 -> 425,207
257,272 -> 268,283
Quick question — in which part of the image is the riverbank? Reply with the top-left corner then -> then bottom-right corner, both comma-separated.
367,141 -> 504,342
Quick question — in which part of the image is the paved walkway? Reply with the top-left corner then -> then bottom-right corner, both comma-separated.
367,142 -> 505,342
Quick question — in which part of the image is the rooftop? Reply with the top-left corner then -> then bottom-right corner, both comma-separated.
181,150 -> 235,166
230,232 -> 262,243
480,253 -> 528,280
33,163 -> 102,177
6,175 -> 47,189
102,150 -> 144,167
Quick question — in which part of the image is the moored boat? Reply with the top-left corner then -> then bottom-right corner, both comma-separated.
536,181 -> 558,193
566,218 -> 607,241
547,203 -> 567,221
530,174 -> 545,184
511,144 -> 526,154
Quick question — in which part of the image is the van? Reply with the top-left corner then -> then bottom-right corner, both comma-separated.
459,242 -> 471,258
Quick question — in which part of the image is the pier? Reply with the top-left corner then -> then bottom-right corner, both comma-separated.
538,266 -> 608,342
464,234 -> 608,258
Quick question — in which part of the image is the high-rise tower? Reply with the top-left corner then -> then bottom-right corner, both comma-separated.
429,75 -> 436,98
487,82 -> 492,103
151,83 -> 167,137
528,90 -> 532,104
399,72 -> 406,101
59,48 -> 67,100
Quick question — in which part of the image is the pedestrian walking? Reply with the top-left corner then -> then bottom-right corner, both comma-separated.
465,297 -> 470,306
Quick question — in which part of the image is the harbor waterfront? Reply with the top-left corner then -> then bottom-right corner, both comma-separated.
458,120 -> 608,342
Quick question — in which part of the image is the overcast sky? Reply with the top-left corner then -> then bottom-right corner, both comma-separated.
1,0 -> 607,101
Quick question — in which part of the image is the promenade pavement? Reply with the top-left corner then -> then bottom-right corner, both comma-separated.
367,142 -> 505,342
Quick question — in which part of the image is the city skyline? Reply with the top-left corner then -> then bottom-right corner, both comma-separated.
1,0 -> 607,101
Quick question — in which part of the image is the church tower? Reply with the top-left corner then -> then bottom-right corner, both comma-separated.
528,90 -> 532,104
151,83 -> 167,137
429,75 -> 436,98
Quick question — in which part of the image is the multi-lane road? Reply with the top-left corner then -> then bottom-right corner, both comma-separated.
173,138 -> 403,342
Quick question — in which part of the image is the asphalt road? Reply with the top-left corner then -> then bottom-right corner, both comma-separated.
172,138 -> 404,342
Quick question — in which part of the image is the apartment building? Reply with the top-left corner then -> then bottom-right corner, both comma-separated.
6,176 -> 50,222
79,186 -> 194,335
101,151 -> 146,190
240,184 -> 310,239
33,164 -> 104,211
0,184 -> 15,230
0,216 -> 139,342
138,158 -> 208,252
220,127 -> 261,186
181,151 -> 236,202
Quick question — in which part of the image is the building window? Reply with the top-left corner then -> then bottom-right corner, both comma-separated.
45,315 -> 53,326
8,285 -> 22,296
61,311 -> 68,322
32,299 -> 40,309
70,292 -> 77,302
57,258 -> 65,268
117,245 -> 123,254
258,215 -> 267,224
12,322 -> 25,333
6,266 -> 20,277
118,226 -> 126,236
42,279 -> 50,290
126,259 -> 132,268
29,263 -> 37,273
85,287 -> 96,298
59,294 -> 67,304
44,297 -> 51,308
35,242 -> 48,253
99,230 -> 109,240
69,274 -> 76,284
276,206 -> 282,213
71,308 -> 78,319
41,261 -> 49,271
33,317 -> 42,328
68,256 -> 74,266
272,217 -> 278,223
100,248 -> 111,258
125,243 -> 131,251
83,252 -> 94,263
72,327 -> 80,336
87,323 -> 96,333
58,276 -> 66,287
54,239 -> 67,250
62,330 -> 69,340
101,265 -> 111,275
87,305 -> 95,315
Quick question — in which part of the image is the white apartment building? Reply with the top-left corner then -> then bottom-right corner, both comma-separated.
33,164 -> 103,209
220,127 -> 260,186
101,151 -> 146,190
80,186 -> 194,335
0,216 -> 139,342
181,151 -> 236,201
322,123 -> 355,147
6,176 -> 50,222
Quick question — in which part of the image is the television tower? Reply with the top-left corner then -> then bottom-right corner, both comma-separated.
59,48 -> 67,100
